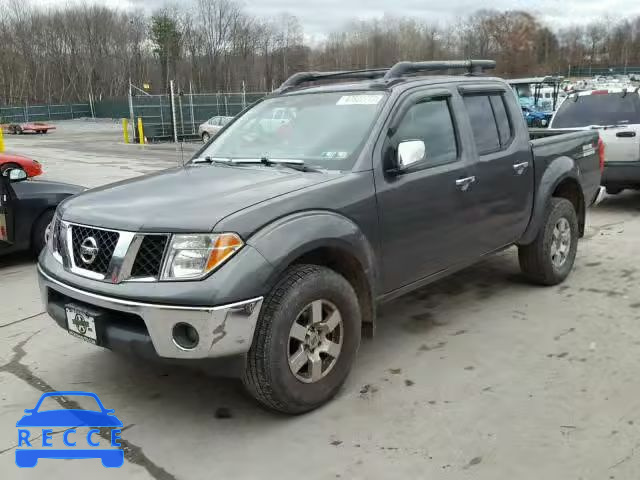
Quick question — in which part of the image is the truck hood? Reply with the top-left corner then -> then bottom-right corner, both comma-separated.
59,164 -> 337,232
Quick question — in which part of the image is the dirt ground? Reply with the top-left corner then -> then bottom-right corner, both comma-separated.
1,120 -> 639,479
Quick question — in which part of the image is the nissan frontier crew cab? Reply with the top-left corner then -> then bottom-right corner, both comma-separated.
38,60 -> 604,414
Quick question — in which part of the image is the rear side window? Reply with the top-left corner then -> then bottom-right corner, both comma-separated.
552,93 -> 640,128
489,95 -> 513,146
463,96 -> 501,154
396,98 -> 458,167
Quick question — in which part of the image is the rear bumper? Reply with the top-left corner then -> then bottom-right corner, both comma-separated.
602,161 -> 640,187
38,265 -> 263,360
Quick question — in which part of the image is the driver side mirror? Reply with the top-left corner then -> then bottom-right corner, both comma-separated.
397,140 -> 426,171
7,169 -> 28,182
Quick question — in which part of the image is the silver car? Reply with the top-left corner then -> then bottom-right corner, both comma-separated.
198,116 -> 233,142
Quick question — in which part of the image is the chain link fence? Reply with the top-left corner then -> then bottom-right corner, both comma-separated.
129,91 -> 266,142
567,65 -> 640,77
0,103 -> 91,123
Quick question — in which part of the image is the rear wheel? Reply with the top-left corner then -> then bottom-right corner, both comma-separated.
31,210 -> 55,256
518,198 -> 578,285
243,264 -> 361,414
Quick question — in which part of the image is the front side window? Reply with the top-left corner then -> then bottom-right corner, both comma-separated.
198,91 -> 387,170
395,98 -> 458,167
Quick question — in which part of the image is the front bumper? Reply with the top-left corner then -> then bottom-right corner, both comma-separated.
38,265 -> 263,360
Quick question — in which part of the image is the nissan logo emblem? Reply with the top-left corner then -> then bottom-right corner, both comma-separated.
80,237 -> 99,265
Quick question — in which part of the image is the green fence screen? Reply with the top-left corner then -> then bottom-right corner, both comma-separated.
0,103 -> 91,123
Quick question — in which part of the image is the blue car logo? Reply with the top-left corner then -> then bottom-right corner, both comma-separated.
16,391 -> 123,468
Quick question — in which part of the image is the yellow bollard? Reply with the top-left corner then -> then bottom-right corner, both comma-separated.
137,117 -> 145,145
0,125 -> 4,152
122,118 -> 129,144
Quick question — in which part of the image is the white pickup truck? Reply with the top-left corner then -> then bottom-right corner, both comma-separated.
549,87 -> 640,194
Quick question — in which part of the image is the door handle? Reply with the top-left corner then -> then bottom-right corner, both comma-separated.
616,131 -> 636,138
455,176 -> 476,191
513,162 -> 529,174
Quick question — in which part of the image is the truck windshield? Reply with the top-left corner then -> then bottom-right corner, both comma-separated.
198,91 -> 387,170
551,93 -> 640,128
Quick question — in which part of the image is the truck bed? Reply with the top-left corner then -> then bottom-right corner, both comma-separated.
529,128 -> 602,207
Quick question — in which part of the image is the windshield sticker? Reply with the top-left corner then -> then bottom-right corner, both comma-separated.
336,94 -> 383,106
321,151 -> 348,159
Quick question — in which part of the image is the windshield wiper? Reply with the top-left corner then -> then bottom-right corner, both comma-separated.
192,156 -> 232,165
193,156 -> 321,172
263,158 -> 322,173
589,124 -> 624,130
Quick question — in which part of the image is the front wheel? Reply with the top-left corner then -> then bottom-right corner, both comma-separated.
518,198 -> 579,285
201,132 -> 210,143
243,264 -> 361,414
31,210 -> 55,256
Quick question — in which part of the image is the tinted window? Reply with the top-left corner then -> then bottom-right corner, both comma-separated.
396,98 -> 458,167
552,93 -> 640,128
489,95 -> 512,146
464,95 -> 501,154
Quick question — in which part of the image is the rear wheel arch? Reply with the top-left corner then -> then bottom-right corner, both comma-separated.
518,157 -> 582,245
552,177 -> 585,237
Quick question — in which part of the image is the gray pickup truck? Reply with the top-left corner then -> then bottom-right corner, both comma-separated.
38,60 -> 603,414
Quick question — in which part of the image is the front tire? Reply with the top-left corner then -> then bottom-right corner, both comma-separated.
243,264 -> 361,414
518,198 -> 578,285
202,132 -> 210,143
31,210 -> 55,256
606,187 -> 622,195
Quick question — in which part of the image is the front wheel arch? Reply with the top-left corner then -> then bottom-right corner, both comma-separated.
246,211 -> 378,336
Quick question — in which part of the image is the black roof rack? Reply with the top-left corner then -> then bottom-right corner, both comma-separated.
274,69 -> 388,93
383,60 -> 496,81
275,60 -> 496,93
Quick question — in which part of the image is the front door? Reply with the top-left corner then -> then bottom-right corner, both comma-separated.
0,171 -> 15,250
374,88 -> 479,293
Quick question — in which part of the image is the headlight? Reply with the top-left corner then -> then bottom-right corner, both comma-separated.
161,233 -> 243,280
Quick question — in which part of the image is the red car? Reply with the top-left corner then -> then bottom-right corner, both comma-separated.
8,122 -> 56,134
0,153 -> 43,177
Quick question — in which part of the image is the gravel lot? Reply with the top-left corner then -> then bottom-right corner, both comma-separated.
1,120 -> 640,479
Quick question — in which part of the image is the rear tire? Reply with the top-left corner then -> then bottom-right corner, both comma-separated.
31,210 -> 54,257
243,264 -> 361,414
518,198 -> 578,286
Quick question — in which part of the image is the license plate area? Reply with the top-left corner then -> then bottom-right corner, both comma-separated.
65,303 -> 103,345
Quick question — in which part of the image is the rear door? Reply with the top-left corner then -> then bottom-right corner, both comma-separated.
459,86 -> 534,251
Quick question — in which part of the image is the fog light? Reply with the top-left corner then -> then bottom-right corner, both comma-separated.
172,323 -> 199,350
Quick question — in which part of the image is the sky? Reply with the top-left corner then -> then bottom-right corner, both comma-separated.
36,0 -> 640,40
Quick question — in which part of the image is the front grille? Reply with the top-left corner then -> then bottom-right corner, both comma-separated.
71,226 -> 119,274
131,235 -> 168,278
